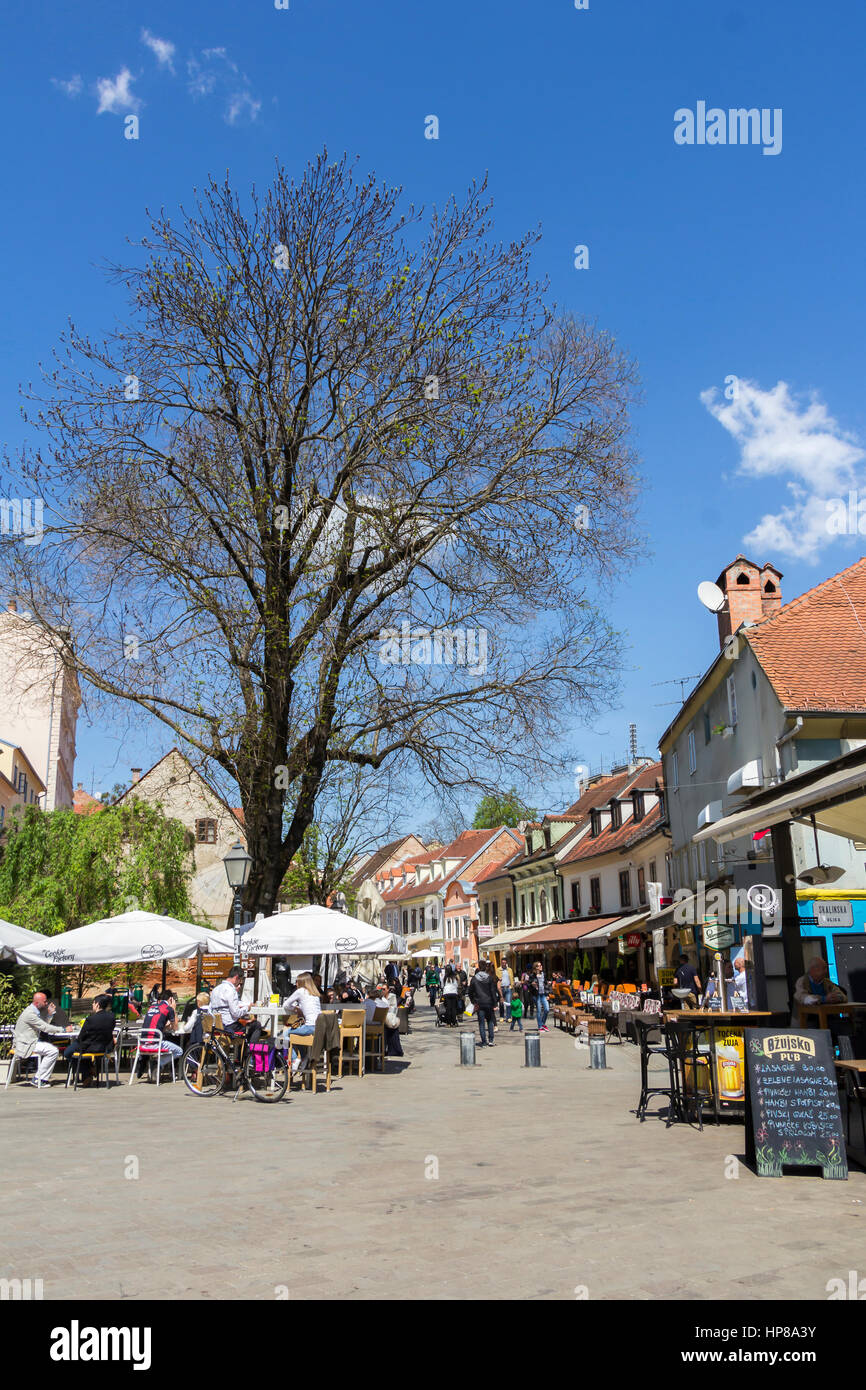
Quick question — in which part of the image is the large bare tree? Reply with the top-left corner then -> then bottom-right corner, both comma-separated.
2,152 -> 642,916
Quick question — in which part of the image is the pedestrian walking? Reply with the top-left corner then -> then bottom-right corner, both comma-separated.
523,969 -> 536,1019
509,992 -> 524,1032
442,966 -> 459,1026
425,963 -> 440,1008
498,960 -> 512,1020
533,961 -> 550,1032
468,958 -> 500,1047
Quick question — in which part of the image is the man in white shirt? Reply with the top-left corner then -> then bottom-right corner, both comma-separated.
499,962 -> 513,1020
210,968 -> 248,1032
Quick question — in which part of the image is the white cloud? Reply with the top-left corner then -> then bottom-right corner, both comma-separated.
141,29 -> 176,71
700,378 -> 866,563
95,68 -> 142,115
51,75 -> 83,97
187,48 -> 260,124
226,91 -> 262,125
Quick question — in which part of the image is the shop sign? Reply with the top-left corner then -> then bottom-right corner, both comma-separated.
201,954 -> 233,982
657,968 -> 676,987
703,922 -> 736,950
625,932 -> 642,948
815,901 -> 854,928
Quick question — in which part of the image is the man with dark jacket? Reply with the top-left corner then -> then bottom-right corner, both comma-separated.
468,961 -> 501,1048
65,995 -> 117,1082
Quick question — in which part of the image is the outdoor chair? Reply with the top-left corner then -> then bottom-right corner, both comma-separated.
65,1046 -> 115,1091
365,1006 -> 388,1072
338,1008 -> 365,1078
4,1053 -> 38,1088
128,1028 -> 178,1086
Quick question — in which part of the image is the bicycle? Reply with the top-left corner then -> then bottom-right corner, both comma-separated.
182,1019 -> 289,1103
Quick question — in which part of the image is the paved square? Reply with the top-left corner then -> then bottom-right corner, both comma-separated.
2,1007 -> 864,1301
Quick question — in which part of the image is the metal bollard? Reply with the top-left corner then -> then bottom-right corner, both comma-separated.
459,1031 -> 476,1066
589,1035 -> 607,1070
524,1033 -> 541,1068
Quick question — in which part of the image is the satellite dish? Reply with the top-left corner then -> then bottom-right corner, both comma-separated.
697,581 -> 726,613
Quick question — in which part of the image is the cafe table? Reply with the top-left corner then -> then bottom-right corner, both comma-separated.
248,1003 -> 292,1039
834,1059 -> 866,1168
796,1001 -> 866,1030
662,1010 -> 772,1127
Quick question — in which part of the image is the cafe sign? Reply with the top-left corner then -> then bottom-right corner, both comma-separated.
703,921 -> 736,950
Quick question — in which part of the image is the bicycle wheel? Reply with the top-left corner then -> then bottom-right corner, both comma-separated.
244,1048 -> 289,1103
182,1041 -> 226,1097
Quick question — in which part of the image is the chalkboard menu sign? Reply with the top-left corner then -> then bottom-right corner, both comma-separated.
744,1028 -> 847,1180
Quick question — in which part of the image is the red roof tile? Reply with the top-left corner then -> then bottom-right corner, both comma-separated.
747,557 -> 866,713
558,801 -> 663,865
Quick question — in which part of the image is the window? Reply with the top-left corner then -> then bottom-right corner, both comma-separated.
419,909 -> 424,933
727,675 -> 738,728
445,920 -> 451,940
688,731 -> 697,775
632,791 -> 645,822
492,899 -> 499,927
590,876 -> 601,911
483,901 -> 490,926
520,895 -> 526,924
671,751 -> 679,790
590,809 -> 601,837
619,870 -> 632,908
571,880 -> 581,915
704,711 -> 712,745
610,801 -> 622,831
530,891 -> 536,922
463,917 -> 469,939
195,818 -> 217,844
649,859 -> 657,886
552,885 -> 560,919
402,910 -> 408,932
637,866 -> 647,904
505,897 -> 512,927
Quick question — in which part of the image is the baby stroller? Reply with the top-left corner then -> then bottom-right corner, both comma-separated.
435,999 -> 448,1028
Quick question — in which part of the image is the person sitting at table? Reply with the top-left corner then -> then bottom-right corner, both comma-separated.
12,991 -> 77,1088
64,994 -> 116,1083
140,990 -> 184,1076
339,979 -> 363,1004
210,967 -> 248,1034
285,972 -> 322,1074
176,992 -> 212,1048
794,958 -> 847,1009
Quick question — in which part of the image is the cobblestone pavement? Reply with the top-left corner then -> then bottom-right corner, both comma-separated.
1,1006 -> 864,1301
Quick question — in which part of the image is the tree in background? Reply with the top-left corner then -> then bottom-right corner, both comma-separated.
0,802 -> 197,995
4,152 -> 642,918
472,788 -> 538,829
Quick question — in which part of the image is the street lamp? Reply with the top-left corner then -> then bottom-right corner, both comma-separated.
223,841 -> 253,964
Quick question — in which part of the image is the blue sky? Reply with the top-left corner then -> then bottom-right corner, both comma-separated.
2,0 -> 865,814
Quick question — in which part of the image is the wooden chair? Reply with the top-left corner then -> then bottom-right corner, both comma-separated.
291,1034 -> 332,1093
338,1008 -> 365,1078
365,1006 -> 388,1072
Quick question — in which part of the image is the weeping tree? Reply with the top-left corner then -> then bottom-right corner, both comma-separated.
2,151 -> 642,918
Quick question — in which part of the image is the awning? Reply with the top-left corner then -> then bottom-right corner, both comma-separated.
693,753 -> 866,845
480,929 -> 530,951
503,917 -> 624,949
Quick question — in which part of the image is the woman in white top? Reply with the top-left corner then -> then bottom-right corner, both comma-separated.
442,966 -> 459,1027
285,973 -> 322,1072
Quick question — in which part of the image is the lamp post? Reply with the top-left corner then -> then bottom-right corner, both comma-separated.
223,841 -> 253,965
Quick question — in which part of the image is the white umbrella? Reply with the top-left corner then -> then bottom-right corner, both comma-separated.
409,948 -> 440,959
12,910 -> 216,966
0,918 -> 51,961
205,904 -> 404,957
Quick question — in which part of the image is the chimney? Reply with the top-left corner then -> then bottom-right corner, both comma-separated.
715,555 -> 783,648
131,768 -> 142,785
